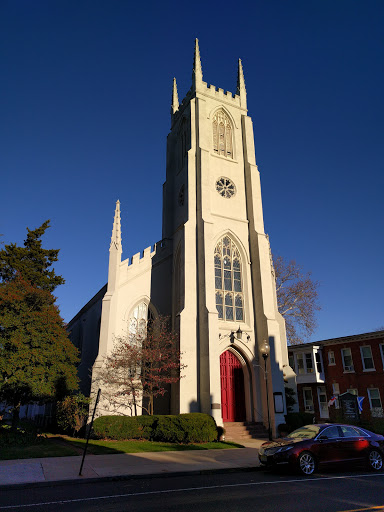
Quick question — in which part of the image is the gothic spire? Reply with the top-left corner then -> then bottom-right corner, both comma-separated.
192,38 -> 203,90
110,199 -> 122,251
171,77 -> 179,114
236,59 -> 247,109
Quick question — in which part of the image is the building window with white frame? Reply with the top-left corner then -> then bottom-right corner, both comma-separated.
305,353 -> 314,373
328,350 -> 335,365
332,383 -> 340,408
360,345 -> 375,371
296,353 -> 305,374
341,347 -> 354,372
315,352 -> 323,373
303,388 -> 314,412
367,388 -> 383,417
294,352 -> 314,374
380,344 -> 384,369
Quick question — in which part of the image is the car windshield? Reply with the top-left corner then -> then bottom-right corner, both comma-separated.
286,426 -> 320,439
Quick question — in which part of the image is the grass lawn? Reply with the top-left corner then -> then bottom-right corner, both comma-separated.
63,436 -> 243,455
0,434 -> 243,460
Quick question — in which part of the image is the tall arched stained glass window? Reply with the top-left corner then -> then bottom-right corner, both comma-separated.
214,236 -> 244,321
212,110 -> 233,158
129,302 -> 154,346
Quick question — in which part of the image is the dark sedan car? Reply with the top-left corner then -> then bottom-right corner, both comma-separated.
259,423 -> 384,475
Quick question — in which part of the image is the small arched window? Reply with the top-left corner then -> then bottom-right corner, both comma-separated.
213,110 -> 233,158
214,236 -> 244,321
128,302 -> 154,346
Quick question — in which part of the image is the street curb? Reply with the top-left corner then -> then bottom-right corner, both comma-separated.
0,465 -> 262,491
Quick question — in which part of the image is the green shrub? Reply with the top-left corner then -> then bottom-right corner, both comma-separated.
92,413 -> 218,443
327,414 -> 384,436
93,415 -> 148,440
0,421 -> 43,446
285,412 -> 314,431
277,423 -> 290,435
217,426 -> 226,440
56,394 -> 90,436
152,414 -> 217,443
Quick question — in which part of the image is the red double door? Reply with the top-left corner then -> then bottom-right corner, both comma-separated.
220,350 -> 246,422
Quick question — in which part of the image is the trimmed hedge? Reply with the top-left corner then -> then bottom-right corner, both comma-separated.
92,415 -> 153,440
93,413 -> 218,443
285,412 -> 315,431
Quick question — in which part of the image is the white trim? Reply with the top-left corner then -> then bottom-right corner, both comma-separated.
367,388 -> 382,409
360,345 -> 375,371
317,386 -> 329,419
294,351 -> 315,375
380,344 -> 384,370
341,347 -> 354,372
303,387 -> 314,412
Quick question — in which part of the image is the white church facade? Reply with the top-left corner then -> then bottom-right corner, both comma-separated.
68,40 -> 295,434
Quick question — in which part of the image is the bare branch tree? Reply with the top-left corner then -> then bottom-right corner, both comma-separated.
96,316 -> 186,415
273,255 -> 321,345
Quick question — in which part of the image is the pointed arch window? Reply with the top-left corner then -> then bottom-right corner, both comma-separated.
213,110 -> 233,158
214,236 -> 244,321
128,302 -> 154,346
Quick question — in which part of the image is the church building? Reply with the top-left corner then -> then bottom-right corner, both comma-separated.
68,40 -> 294,435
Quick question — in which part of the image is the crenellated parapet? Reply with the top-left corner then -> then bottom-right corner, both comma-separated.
120,245 -> 155,270
171,83 -> 242,128
119,238 -> 172,282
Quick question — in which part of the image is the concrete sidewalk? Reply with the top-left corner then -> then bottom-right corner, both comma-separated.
0,440 -> 264,489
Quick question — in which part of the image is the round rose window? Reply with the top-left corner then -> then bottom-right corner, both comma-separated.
216,177 -> 236,198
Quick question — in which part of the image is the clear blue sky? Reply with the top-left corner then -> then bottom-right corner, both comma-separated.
1,1 -> 383,342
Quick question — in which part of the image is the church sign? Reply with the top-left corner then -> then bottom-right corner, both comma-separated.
339,392 -> 359,420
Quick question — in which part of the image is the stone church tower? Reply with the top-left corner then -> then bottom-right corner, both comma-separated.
68,40 -> 293,434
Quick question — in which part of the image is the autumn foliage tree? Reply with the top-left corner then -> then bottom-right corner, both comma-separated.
0,222 -> 79,426
97,316 -> 185,416
273,255 -> 321,345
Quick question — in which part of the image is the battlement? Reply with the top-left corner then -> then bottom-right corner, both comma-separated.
172,82 -> 241,126
204,82 -> 240,104
121,238 -> 171,271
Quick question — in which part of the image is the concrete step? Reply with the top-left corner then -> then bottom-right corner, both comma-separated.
223,421 -> 269,441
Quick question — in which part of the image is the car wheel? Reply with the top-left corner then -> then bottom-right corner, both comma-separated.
367,450 -> 383,471
297,451 -> 316,476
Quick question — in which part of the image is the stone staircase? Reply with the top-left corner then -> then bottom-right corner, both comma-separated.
223,421 -> 269,441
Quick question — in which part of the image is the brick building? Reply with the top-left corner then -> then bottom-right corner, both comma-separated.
288,330 -> 384,421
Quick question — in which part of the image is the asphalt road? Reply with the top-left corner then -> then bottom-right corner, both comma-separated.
1,469 -> 384,512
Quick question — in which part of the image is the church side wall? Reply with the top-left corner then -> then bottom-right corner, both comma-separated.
67,286 -> 105,396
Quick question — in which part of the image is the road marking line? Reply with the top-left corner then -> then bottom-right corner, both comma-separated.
1,473 -> 384,509
338,507 -> 384,512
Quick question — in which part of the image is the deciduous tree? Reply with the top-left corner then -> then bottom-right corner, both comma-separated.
97,316 -> 185,416
273,255 -> 321,345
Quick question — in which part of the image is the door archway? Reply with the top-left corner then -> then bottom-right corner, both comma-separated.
220,350 -> 246,422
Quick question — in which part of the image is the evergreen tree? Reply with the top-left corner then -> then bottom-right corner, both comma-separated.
0,222 -> 78,426
0,220 -> 64,292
